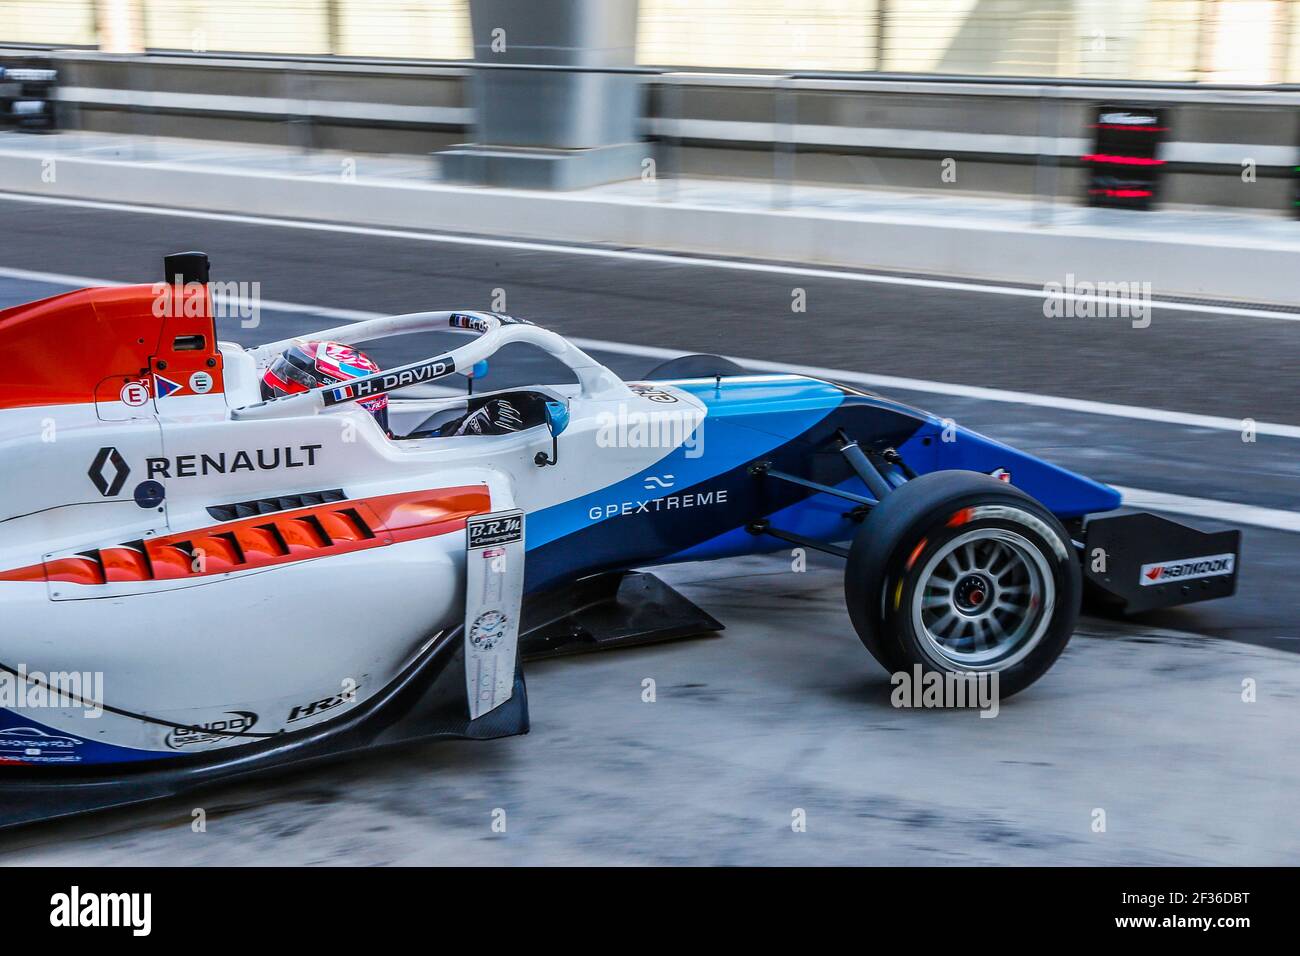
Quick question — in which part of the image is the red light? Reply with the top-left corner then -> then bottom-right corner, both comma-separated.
1081,153 -> 1166,166
1087,188 -> 1153,199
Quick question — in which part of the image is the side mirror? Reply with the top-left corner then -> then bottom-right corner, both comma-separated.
536,400 -> 569,467
465,360 -> 489,395
544,400 -> 569,437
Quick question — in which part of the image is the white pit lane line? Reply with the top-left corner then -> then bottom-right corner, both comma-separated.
2,191 -> 1300,324
1109,486 -> 1300,535
2,263 -> 1296,441
2,266 -> 1298,535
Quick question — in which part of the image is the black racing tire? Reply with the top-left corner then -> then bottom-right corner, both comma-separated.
844,470 -> 1081,699
645,354 -> 747,380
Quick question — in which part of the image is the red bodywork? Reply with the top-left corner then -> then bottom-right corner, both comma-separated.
0,283 -> 224,410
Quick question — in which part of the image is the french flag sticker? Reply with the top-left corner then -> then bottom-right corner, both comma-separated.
332,384 -> 354,401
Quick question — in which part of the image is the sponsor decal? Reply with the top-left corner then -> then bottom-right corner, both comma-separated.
643,474 -> 675,490
153,372 -> 183,399
989,468 -> 1012,483
588,487 -> 729,522
5,68 -> 58,82
188,370 -> 214,394
464,509 -> 526,719
628,383 -> 679,403
468,512 -> 524,549
165,711 -> 257,750
1139,552 -> 1235,586
449,313 -> 493,333
321,356 -> 456,406
1098,111 -> 1158,126
145,443 -> 322,479
962,505 -> 1070,561
0,726 -> 83,762
469,609 -> 509,651
88,446 -> 130,497
119,379 -> 150,407
288,689 -> 355,724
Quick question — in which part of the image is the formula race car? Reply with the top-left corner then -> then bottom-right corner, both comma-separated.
0,253 -> 1240,828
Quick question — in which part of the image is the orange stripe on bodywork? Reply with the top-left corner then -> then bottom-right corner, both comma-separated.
0,486 -> 490,586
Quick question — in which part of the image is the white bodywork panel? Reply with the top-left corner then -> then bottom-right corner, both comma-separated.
0,326 -> 706,755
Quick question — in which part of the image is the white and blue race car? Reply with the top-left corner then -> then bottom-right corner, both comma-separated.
0,253 -> 1239,827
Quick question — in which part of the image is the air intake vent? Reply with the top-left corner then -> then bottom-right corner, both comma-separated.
207,489 -> 346,523
54,504 -> 375,584
7,486 -> 493,590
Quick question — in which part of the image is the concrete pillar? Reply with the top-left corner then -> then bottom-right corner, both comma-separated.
96,0 -> 146,54
438,0 -> 649,190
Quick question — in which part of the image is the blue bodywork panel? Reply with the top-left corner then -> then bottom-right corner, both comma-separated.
0,708 -> 164,767
527,374 -> 1120,585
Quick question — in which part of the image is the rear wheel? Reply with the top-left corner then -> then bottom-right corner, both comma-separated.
844,471 -> 1081,698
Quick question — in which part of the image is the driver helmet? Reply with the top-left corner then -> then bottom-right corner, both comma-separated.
261,340 -> 389,433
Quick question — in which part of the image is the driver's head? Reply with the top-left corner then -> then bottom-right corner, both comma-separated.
261,340 -> 389,432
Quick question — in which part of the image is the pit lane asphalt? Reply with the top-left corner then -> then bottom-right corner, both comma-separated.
0,198 -> 1296,864
3,558 -> 1299,866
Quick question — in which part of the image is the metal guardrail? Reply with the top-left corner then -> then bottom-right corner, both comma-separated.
7,45 -> 1300,90
4,49 -> 1296,215
32,51 -> 1297,139
21,47 -> 1300,101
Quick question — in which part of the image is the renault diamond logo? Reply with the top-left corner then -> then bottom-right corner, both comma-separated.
88,446 -> 130,497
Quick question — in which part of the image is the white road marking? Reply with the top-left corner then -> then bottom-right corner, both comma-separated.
0,191 -> 1298,322
3,267 -> 1297,534
2,263 -> 1296,439
569,336 -> 1300,439
1110,486 -> 1300,534
0,264 -> 122,289
706,355 -> 1300,441
0,266 -> 380,323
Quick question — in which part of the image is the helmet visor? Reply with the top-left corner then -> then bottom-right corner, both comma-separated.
267,353 -> 324,391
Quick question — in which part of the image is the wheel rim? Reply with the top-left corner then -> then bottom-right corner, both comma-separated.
910,528 -> 1055,670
